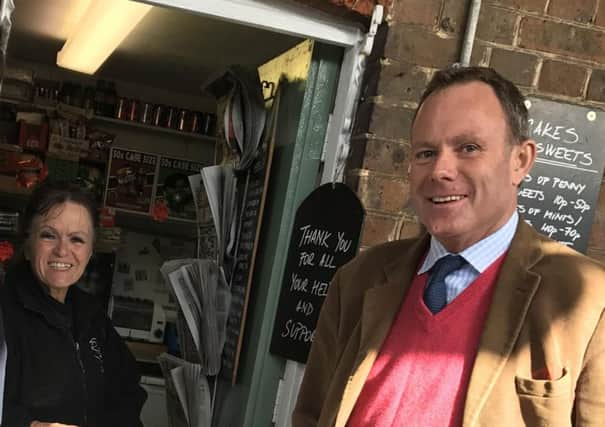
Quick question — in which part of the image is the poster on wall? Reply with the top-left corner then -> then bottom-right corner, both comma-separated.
519,98 -> 605,253
154,156 -> 206,221
104,147 -> 159,214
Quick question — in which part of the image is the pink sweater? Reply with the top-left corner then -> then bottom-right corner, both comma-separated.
348,254 -> 506,427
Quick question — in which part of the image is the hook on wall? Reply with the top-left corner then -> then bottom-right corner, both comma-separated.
261,80 -> 275,101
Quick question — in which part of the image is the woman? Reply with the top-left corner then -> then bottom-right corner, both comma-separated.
0,180 -> 146,427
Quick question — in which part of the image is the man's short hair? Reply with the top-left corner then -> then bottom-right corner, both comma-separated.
413,65 -> 529,145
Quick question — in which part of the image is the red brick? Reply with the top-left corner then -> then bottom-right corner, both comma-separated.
547,0 -> 596,24
360,213 -> 401,246
349,136 -> 410,174
398,218 -> 425,239
353,102 -> 415,140
389,0 -> 442,27
356,173 -> 410,213
440,0 -> 468,34
363,59 -> 430,102
597,0 -> 605,27
293,0 -> 389,19
519,17 -> 605,63
487,0 -> 547,13
476,5 -> 518,45
489,49 -> 538,87
384,24 -> 459,68
586,247 -> 605,263
586,69 -> 605,103
538,60 -> 587,97
588,181 -> 605,260
470,42 -> 492,66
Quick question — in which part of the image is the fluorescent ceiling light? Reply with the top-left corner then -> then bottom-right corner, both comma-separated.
57,0 -> 152,75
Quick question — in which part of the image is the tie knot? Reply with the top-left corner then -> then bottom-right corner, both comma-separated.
431,254 -> 466,279
423,255 -> 466,314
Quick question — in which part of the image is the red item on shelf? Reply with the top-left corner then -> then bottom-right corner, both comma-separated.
18,120 -> 49,151
0,241 -> 14,263
99,206 -> 116,228
152,200 -> 169,222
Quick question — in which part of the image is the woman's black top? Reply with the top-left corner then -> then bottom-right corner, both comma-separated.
0,261 -> 147,427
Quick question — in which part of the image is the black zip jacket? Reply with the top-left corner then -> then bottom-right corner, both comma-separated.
0,261 -> 147,427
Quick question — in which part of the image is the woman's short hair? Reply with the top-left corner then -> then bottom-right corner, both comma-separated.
19,180 -> 99,240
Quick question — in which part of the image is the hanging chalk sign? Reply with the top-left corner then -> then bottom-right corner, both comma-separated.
519,98 -> 605,253
270,183 -> 364,363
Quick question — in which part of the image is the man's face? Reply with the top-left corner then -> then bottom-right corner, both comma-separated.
410,81 -> 535,252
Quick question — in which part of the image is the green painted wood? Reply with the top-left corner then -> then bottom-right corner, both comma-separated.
212,42 -> 343,427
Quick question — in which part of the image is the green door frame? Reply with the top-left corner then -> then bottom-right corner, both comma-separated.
212,42 -> 343,427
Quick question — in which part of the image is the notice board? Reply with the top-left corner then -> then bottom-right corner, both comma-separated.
270,183 -> 364,363
519,98 -> 605,253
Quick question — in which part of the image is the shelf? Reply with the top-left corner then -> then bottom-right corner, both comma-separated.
91,115 -> 218,143
114,210 -> 197,241
0,97 -> 55,113
0,98 -> 218,145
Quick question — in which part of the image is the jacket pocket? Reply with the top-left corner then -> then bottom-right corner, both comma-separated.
514,368 -> 572,426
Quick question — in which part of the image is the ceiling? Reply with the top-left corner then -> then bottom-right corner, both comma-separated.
7,0 -> 304,95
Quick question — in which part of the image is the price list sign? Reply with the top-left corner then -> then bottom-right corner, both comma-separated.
270,183 -> 364,363
519,98 -> 605,252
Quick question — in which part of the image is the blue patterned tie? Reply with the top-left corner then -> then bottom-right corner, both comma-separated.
424,255 -> 466,314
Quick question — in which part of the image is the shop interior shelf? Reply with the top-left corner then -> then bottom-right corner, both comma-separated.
0,98 -> 217,145
114,209 -> 198,241
91,115 -> 217,143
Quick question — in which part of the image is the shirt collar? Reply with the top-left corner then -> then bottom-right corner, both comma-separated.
418,211 -> 518,275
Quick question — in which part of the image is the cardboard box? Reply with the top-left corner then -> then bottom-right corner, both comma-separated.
18,120 -> 49,152
153,155 -> 205,221
104,148 -> 159,214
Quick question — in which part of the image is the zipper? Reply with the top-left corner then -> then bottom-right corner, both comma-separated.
74,340 -> 88,426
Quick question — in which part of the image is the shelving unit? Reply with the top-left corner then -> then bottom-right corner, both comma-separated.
91,115 -> 217,144
114,210 -> 197,241
0,97 -> 217,145
0,98 -> 211,241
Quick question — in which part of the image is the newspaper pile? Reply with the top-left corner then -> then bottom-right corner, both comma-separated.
200,164 -> 238,266
159,353 -> 211,427
188,164 -> 238,267
160,258 -> 231,375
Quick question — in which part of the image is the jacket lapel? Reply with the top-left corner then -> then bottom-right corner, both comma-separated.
463,221 -> 543,426
335,235 -> 430,427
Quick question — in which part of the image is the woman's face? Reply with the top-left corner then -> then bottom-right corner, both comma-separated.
25,201 -> 94,302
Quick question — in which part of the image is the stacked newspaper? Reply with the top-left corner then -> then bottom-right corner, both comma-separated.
159,353 -> 211,427
199,164 -> 238,265
160,259 -> 231,375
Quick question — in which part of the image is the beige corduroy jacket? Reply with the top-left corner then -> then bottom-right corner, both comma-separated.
293,221 -> 605,426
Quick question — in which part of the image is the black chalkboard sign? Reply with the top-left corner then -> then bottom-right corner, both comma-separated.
270,183 -> 364,363
519,98 -> 605,253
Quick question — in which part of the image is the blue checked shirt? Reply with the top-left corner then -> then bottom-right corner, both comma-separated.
418,212 -> 518,304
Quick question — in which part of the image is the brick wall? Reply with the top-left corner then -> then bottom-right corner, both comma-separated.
347,0 -> 605,262
294,0 -> 389,19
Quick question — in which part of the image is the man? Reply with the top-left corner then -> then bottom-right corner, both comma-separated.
292,66 -> 605,426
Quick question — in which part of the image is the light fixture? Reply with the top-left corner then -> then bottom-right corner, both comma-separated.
56,0 -> 152,75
